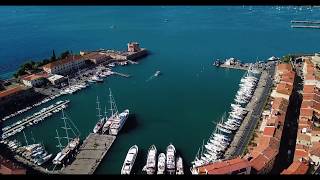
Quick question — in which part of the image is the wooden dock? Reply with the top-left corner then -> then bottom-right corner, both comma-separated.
61,133 -> 116,174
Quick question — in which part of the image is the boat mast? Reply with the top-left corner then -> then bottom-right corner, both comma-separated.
23,131 -> 28,146
55,129 -> 63,151
61,109 -> 71,145
104,106 -> 108,119
109,88 -> 119,116
30,131 -> 36,143
96,96 -> 102,121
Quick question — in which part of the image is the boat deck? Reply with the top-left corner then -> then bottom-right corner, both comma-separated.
61,133 -> 116,174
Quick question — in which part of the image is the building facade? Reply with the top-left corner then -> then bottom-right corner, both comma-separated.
42,55 -> 86,75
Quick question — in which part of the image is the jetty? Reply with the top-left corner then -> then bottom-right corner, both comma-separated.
61,133 -> 116,174
291,25 -> 320,29
112,71 -> 131,78
291,20 -> 320,24
2,100 -> 70,137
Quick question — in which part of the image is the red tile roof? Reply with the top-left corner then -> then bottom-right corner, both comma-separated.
21,73 -> 48,81
197,157 -> 251,174
0,86 -> 24,98
43,55 -> 84,69
277,63 -> 293,73
276,82 -> 293,95
263,127 -> 276,137
281,162 -> 309,174
310,142 -> 320,157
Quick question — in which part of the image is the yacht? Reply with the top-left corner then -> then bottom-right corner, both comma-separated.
166,143 -> 176,175
157,153 -> 166,175
121,145 -> 138,175
142,145 -> 157,175
176,156 -> 184,175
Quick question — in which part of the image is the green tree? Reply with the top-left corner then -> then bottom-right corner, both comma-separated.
60,50 -> 70,59
51,49 -> 56,62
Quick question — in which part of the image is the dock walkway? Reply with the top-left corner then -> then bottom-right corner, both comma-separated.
61,133 -> 116,174
3,101 -> 69,136
224,64 -> 276,159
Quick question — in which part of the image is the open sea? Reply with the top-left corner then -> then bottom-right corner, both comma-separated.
1,6 -> 320,174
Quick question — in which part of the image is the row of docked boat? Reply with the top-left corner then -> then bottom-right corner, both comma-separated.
121,144 -> 183,175
17,143 -> 53,166
92,88 -> 129,136
1,139 -> 52,166
53,109 -> 81,166
61,82 -> 89,95
87,69 -> 113,83
1,92 -> 63,122
1,100 -> 69,139
140,144 -> 184,175
191,70 -> 260,171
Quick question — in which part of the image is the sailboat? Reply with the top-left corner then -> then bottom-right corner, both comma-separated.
52,110 -> 80,165
107,88 -> 129,136
93,96 -> 105,134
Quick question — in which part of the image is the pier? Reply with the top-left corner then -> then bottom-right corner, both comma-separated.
224,63 -> 276,159
61,133 -> 116,174
218,64 -> 249,71
291,20 -> 320,24
112,71 -> 131,78
2,101 -> 69,138
291,25 -> 320,29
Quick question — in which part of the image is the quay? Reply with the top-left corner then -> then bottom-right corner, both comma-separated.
112,71 -> 131,78
291,20 -> 320,24
14,155 -> 58,174
224,63 -> 276,159
3,101 -> 69,136
291,25 -> 320,29
61,133 -> 116,174
218,64 -> 249,71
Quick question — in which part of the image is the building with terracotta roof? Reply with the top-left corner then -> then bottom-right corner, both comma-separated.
281,161 -> 309,174
42,54 -> 86,75
21,73 -> 48,87
81,52 -> 111,64
0,84 -> 37,119
195,157 -> 251,175
0,155 -> 26,175
310,142 -> 320,166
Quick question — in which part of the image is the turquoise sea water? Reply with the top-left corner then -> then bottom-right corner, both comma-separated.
1,6 -> 320,174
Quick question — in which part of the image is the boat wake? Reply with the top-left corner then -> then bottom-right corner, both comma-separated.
146,71 -> 161,82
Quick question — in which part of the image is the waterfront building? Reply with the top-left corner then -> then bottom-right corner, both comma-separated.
127,42 -> 141,52
81,52 -> 112,64
247,63 -> 294,174
281,161 -> 309,174
100,42 -> 148,61
0,156 -> 26,175
0,84 -> 40,118
47,74 -> 66,85
194,157 -> 251,175
21,73 -> 48,87
42,54 -> 86,75
283,57 -> 320,174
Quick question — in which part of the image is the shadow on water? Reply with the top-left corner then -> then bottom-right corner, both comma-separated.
121,114 -> 139,134
132,147 -> 147,175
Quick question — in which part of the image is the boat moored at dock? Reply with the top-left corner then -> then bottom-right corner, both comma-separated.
121,145 -> 138,175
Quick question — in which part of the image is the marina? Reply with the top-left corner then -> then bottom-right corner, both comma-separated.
1,6 -> 320,175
